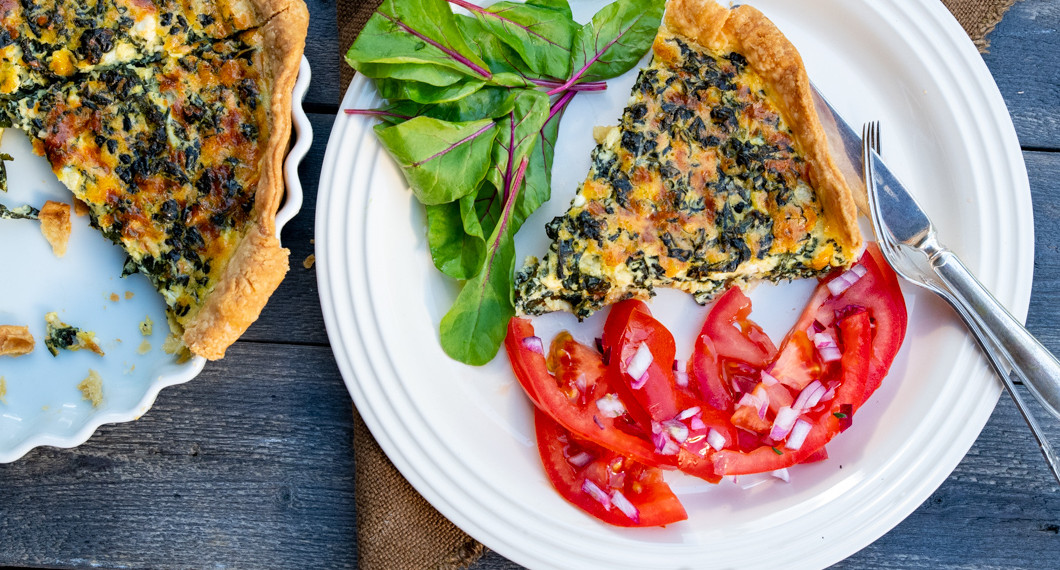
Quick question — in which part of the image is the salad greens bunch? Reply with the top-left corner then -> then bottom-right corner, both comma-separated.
345,0 -> 664,365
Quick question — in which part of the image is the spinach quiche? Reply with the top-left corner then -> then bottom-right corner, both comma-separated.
0,0 -> 308,359
515,0 -> 862,318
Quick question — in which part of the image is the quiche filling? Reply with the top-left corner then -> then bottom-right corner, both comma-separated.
516,31 -> 857,318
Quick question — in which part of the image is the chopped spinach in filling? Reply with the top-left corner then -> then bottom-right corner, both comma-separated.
516,37 -> 846,318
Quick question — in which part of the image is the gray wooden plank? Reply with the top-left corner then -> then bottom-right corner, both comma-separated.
0,343 -> 357,569
981,0 -> 1060,150
303,0 -> 342,109
836,384 -> 1060,569
1019,150 -> 1060,350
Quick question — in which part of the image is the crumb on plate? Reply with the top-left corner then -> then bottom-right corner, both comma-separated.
0,325 -> 34,356
78,370 -> 103,407
39,200 -> 71,257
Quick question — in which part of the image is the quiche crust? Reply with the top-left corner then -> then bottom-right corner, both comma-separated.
181,0 -> 308,360
663,0 -> 861,254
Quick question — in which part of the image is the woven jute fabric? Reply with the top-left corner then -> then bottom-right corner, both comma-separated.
337,1 -> 1016,568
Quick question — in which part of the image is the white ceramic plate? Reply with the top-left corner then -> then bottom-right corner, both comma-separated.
0,57 -> 312,463
318,2 -> 1031,567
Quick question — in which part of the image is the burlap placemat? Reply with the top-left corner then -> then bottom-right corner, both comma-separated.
336,1 -> 1017,568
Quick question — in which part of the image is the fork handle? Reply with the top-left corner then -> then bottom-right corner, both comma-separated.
929,248 -> 1060,422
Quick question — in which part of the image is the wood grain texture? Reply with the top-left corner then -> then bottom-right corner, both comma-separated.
980,0 -> 1060,150
0,343 -> 358,569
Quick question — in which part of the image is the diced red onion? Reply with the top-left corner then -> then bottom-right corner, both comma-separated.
792,380 -> 826,412
652,431 -> 680,455
674,360 -> 691,385
582,479 -> 611,508
630,371 -> 649,390
689,416 -> 707,431
737,392 -> 757,408
610,490 -> 640,523
707,428 -> 728,451
568,451 -> 594,468
673,368 -> 690,388
813,332 -> 842,363
820,382 -> 838,403
662,419 -> 689,443
626,342 -> 654,383
769,406 -> 799,440
760,370 -> 779,386
785,419 -> 812,451
771,468 -> 790,483
826,263 -> 867,296
521,336 -> 544,354
677,407 -> 701,420
738,391 -> 769,419
595,394 -> 626,418
593,415 -> 605,430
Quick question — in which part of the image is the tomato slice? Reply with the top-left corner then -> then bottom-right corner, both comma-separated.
604,301 -> 680,425
788,243 -> 907,392
506,317 -> 662,466
713,310 -> 872,475
688,287 -> 777,412
534,407 -> 687,527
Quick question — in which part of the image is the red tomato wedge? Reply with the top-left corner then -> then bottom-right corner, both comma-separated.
688,287 -> 777,412
506,318 -> 662,467
534,407 -> 687,527
712,310 -> 872,475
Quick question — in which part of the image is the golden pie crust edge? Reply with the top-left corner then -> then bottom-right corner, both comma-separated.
181,0 -> 309,360
662,0 -> 864,260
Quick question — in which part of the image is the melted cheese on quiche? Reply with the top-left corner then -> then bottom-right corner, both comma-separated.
516,35 -> 853,318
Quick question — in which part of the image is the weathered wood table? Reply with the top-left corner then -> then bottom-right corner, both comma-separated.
2,1 -> 1058,568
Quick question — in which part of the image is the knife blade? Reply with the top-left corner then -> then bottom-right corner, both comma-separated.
808,84 -> 1060,422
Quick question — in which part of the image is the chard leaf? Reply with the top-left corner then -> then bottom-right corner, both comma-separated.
426,197 -> 486,280
345,0 -> 493,81
516,89 -> 568,224
439,158 -> 529,365
484,89 -> 550,205
353,62 -> 468,87
452,0 -> 577,80
371,88 -> 514,125
455,15 -> 534,78
559,0 -> 662,90
376,77 -> 487,104
375,117 -> 498,205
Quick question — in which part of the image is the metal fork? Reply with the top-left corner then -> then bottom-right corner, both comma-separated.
863,122 -> 1060,485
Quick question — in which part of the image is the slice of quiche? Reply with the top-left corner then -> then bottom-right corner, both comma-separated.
515,0 -> 862,318
0,0 -> 307,359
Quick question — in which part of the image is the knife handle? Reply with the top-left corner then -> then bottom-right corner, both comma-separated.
930,249 -> 1060,422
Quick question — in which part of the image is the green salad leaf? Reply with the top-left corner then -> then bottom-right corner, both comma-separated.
374,116 -> 498,205
345,0 -> 663,365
